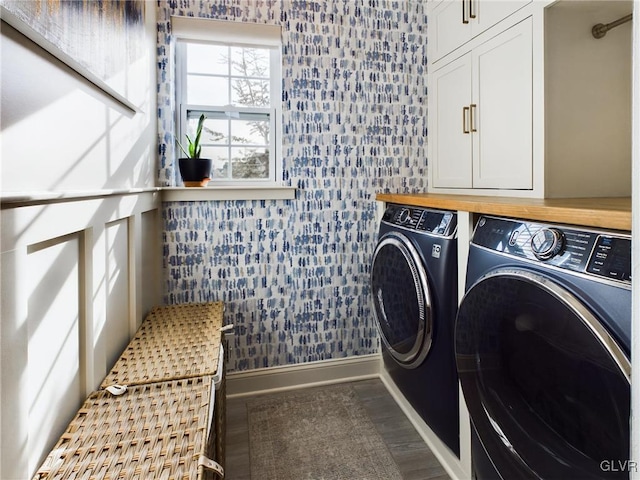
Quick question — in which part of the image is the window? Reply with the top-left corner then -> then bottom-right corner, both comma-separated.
173,18 -> 282,186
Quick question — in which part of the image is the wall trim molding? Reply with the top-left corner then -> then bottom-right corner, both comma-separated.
226,354 -> 382,398
1,188 -> 161,209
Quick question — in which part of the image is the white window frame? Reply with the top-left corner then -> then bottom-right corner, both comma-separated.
172,17 -> 283,188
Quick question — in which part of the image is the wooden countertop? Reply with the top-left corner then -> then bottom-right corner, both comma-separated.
375,193 -> 632,231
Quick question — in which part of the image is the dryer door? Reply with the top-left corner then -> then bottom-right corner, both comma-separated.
456,269 -> 630,479
371,231 -> 433,369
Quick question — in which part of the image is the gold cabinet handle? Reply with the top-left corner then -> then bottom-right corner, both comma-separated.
470,103 -> 477,132
469,0 -> 476,19
463,106 -> 470,134
462,0 -> 469,24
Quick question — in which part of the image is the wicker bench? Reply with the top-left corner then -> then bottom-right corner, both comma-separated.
33,302 -> 227,480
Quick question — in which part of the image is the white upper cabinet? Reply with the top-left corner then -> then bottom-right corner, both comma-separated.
431,1 -> 473,63
431,17 -> 532,190
428,0 -> 632,198
431,53 -> 473,188
472,17 -> 532,189
431,0 -> 532,63
473,1 -> 532,35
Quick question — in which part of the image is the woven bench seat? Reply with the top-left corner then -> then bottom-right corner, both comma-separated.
101,302 -> 225,388
34,302 -> 228,480
33,377 -> 220,480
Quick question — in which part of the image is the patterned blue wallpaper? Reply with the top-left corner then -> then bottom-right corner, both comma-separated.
158,0 -> 428,372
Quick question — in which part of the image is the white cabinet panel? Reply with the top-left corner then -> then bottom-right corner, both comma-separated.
432,54 -> 473,188
430,17 -> 533,191
431,0 -> 532,62
432,1 -> 472,62
473,17 -> 532,189
473,1 -> 532,34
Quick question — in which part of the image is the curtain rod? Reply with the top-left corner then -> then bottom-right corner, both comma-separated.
592,13 -> 633,39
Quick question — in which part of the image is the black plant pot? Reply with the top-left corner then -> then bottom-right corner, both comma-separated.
178,158 -> 212,187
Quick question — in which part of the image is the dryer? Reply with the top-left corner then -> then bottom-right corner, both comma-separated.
456,216 -> 631,479
371,203 -> 460,456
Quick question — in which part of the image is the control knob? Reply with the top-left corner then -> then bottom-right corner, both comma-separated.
530,228 -> 564,260
397,208 -> 412,225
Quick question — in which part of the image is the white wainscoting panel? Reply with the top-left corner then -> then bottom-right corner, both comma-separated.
0,191 -> 160,480
105,218 -> 130,371
26,234 -> 84,474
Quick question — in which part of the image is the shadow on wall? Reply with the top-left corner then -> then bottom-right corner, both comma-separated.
0,22 -> 155,193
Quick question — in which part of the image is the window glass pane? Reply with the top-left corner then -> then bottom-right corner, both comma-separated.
230,47 -> 270,78
200,146 -> 230,179
179,38 -> 278,184
186,44 -> 228,75
231,78 -> 270,107
200,118 -> 229,145
187,75 -> 229,105
231,147 -> 270,179
231,119 -> 269,145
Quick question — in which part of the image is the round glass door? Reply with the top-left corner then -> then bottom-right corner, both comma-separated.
456,269 -> 630,479
371,232 -> 432,369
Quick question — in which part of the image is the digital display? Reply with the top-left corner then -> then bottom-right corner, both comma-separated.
419,213 -> 444,232
587,236 -> 631,282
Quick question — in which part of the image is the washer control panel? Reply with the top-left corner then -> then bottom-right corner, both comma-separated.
473,216 -> 631,284
382,204 -> 456,237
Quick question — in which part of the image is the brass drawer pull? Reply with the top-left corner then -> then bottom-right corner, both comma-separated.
462,0 -> 469,24
470,103 -> 477,132
463,106 -> 470,134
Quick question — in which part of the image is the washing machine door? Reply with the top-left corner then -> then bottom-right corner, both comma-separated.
456,268 -> 630,479
371,231 -> 433,369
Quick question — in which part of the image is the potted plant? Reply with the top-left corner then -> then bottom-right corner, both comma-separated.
176,113 -> 212,187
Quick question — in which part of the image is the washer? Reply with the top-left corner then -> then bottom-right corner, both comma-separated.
456,215 -> 631,479
371,203 -> 460,456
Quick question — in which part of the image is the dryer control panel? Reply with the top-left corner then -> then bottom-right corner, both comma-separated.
382,204 -> 456,237
472,216 -> 631,284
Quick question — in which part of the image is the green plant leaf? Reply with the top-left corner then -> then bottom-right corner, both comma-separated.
176,114 -> 207,159
192,114 -> 205,158
175,138 -> 190,158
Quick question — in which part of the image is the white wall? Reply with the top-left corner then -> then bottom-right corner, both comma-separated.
0,16 -> 155,193
0,5 -> 161,479
545,0 -> 633,198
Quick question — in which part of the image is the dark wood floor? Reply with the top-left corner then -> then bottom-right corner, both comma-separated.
225,378 -> 451,480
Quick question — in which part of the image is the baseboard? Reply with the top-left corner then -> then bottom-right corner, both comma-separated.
227,354 -> 382,398
379,370 -> 471,480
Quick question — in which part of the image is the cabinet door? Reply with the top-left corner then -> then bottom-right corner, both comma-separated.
472,0 -> 532,34
431,0 -> 532,63
472,17 -> 532,189
431,1 -> 472,62
431,53 -> 473,188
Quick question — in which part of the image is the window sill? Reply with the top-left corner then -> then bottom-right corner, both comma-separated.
161,186 -> 296,202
